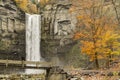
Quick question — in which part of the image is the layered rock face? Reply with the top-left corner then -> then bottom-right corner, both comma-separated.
42,0 -> 77,38
0,0 -> 25,59
0,0 -> 77,66
41,0 -> 77,65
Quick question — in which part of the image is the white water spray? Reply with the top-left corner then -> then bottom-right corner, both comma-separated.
26,13 -> 41,62
25,13 -> 44,74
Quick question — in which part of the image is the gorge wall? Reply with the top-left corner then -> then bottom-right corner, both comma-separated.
0,0 -> 79,67
0,0 -> 25,60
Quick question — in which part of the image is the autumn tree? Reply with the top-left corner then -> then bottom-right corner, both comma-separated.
71,0 -> 120,68
14,0 -> 30,12
102,31 -> 120,68
14,0 -> 50,13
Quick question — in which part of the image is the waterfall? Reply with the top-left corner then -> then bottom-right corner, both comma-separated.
25,13 -> 44,74
26,13 -> 41,62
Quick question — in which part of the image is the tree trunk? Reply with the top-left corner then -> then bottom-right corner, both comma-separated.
107,53 -> 112,68
95,52 -> 99,69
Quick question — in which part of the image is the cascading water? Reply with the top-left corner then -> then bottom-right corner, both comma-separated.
26,13 -> 41,62
25,13 -> 45,74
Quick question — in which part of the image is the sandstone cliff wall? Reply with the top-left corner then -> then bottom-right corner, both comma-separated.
0,0 -> 25,59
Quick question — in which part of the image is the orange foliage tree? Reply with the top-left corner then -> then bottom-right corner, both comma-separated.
14,0 -> 50,13
71,0 -> 120,68
14,0 -> 29,12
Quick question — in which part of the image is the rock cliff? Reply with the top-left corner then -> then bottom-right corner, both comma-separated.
0,0 -> 25,59
0,0 -> 78,67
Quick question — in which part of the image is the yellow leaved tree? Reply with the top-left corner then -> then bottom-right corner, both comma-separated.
14,0 -> 49,13
71,0 -> 120,68
14,0 -> 29,12
101,31 -> 120,68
